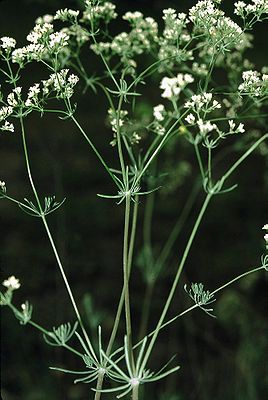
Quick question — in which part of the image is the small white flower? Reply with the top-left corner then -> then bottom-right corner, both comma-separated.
48,31 -> 69,50
262,224 -> 268,230
185,113 -> 195,125
237,123 -> 245,133
160,74 -> 194,99
3,276 -> 21,290
264,233 -> 268,243
153,104 -> 165,121
1,121 -> 14,133
228,120 -> 236,131
0,180 -> 6,191
197,119 -> 217,135
0,36 -> 16,50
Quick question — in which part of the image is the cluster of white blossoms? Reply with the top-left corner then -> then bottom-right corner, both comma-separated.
0,106 -> 14,133
2,276 -> 21,291
42,69 -> 79,99
108,108 -> 128,133
263,224 -> 268,249
48,31 -> 69,52
25,84 -> 41,107
158,9 -> 192,72
35,14 -> 54,25
192,62 -> 208,77
90,9 -> 158,74
184,92 -> 245,140
7,87 -> 22,107
160,74 -> 194,99
153,104 -> 166,121
235,0 -> 268,18
0,36 -> 16,51
82,1 -> 117,22
162,9 -> 188,40
189,0 -> 243,51
54,8 -> 79,22
238,70 -> 268,97
184,92 -> 221,112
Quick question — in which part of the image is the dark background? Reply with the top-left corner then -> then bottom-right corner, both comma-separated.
1,1 -> 268,399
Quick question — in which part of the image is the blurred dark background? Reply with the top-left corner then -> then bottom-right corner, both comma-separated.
1,1 -> 268,400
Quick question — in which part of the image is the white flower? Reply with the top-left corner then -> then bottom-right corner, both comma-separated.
11,48 -> 27,64
123,11 -> 143,21
234,1 -> 247,15
0,106 -> 13,122
35,14 -> 54,24
197,119 -> 217,135
185,113 -> 195,125
262,224 -> 268,230
55,8 -> 79,20
0,36 -> 16,50
3,276 -> 21,290
153,104 -> 165,121
160,73 -> 194,99
1,121 -> 14,133
264,233 -> 268,243
228,119 -> 245,133
0,180 -> 6,191
48,31 -> 69,50
68,74 -> 79,86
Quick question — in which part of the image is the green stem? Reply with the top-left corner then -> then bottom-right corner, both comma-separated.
19,117 -> 97,362
6,303 -> 83,358
115,94 -> 126,181
123,194 -> 134,367
208,146 -> 212,183
132,383 -> 139,400
194,143 -> 205,180
70,115 -> 119,188
139,181 -> 200,340
105,198 -> 139,358
140,193 -> 212,371
94,369 -> 106,400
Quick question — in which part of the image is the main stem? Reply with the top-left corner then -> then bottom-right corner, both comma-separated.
132,383 -> 139,400
123,194 -> 134,367
140,193 -> 212,371
106,198 -> 139,357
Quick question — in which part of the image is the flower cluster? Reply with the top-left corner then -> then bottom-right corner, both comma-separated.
42,69 -> 79,99
184,92 -> 221,112
0,106 -> 14,133
235,1 -> 268,27
160,74 -> 194,99
184,92 -> 245,144
7,87 -> 22,107
158,9 -> 191,72
108,108 -> 128,133
0,36 -> 16,52
9,21 -> 71,66
82,1 -> 117,23
3,276 -> 21,290
91,11 -> 158,74
162,9 -> 188,40
263,224 -> 268,250
54,8 -> 79,22
238,70 -> 268,97
25,84 -> 42,107
189,1 -> 243,52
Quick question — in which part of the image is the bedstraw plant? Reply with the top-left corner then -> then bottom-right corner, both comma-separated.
1,0 -> 268,399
